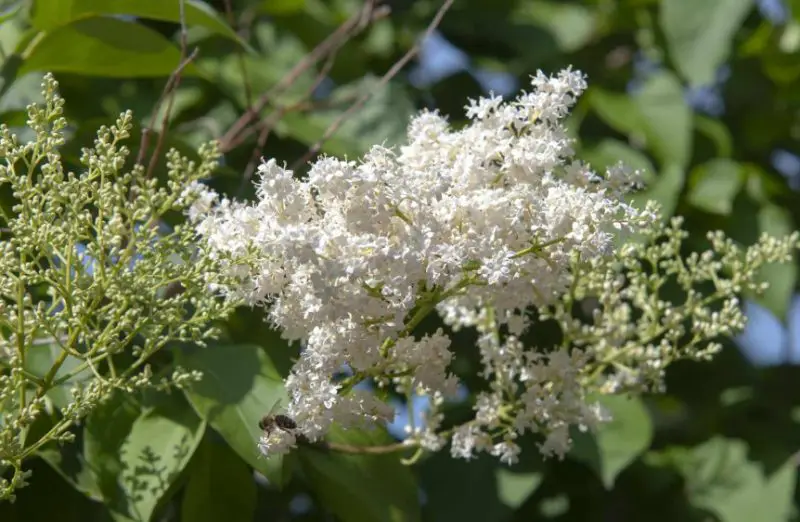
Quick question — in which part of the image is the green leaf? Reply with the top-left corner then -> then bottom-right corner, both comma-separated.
279,76 -> 416,158
694,114 -> 733,158
24,342 -> 92,409
0,456 -> 108,521
176,343 -> 289,487
38,445 -> 103,502
590,72 -> 692,169
181,436 -> 257,522
660,0 -> 754,86
687,159 -> 745,215
20,17 -> 200,78
589,88 -> 640,136
495,468 -> 543,510
30,0 -> 243,45
83,392 -> 204,521
36,416 -> 104,502
679,437 -> 796,522
0,2 -> 23,25
580,138 -> 657,184
753,204 -> 796,319
116,394 -> 205,521
82,392 -> 142,515
261,0 -> 306,15
300,425 -> 421,522
634,72 -> 693,169
570,395 -> 653,488
630,163 -> 685,219
513,1 -> 596,53
421,450 -> 543,522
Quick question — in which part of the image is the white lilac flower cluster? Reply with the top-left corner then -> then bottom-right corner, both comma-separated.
190,68 -> 798,464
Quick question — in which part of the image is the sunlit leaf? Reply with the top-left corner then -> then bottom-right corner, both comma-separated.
20,17 -> 200,78
82,392 -> 204,521
634,72 -> 693,169
687,159 -> 745,215
570,395 -> 653,488
30,0 -> 243,46
176,343 -> 289,487
590,72 -> 692,169
754,204 -> 797,319
114,394 -> 205,521
676,437 -> 795,522
660,0 -> 754,86
24,343 -> 92,410
513,1 -> 596,52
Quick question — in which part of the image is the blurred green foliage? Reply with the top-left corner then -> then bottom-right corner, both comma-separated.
1,0 -> 799,520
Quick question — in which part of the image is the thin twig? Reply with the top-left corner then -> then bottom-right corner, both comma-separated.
316,440 -> 412,455
289,0 -> 455,172
137,0 -> 196,178
143,49 -> 198,176
237,47 -> 341,196
218,1 -> 389,153
222,0 -> 254,109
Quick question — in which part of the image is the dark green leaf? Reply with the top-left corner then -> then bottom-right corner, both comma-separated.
38,438 -> 104,502
300,426 -> 421,522
421,450 -> 542,522
694,115 -> 733,158
0,457 -> 110,522
176,343 -> 289,487
20,17 -> 200,78
181,436 -> 257,522
570,395 -> 653,488
660,0 -> 754,86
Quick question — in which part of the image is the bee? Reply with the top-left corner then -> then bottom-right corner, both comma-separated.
258,401 -> 297,435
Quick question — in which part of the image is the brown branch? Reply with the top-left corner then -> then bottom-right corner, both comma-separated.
218,0 -> 390,153
315,440 -> 412,455
289,0 -> 455,172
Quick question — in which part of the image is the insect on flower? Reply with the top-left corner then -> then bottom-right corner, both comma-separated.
258,401 -> 297,436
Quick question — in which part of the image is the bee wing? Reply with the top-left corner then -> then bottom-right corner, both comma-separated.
265,399 -> 284,417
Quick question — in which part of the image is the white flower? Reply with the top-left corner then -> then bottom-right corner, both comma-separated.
193,67 -> 797,463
